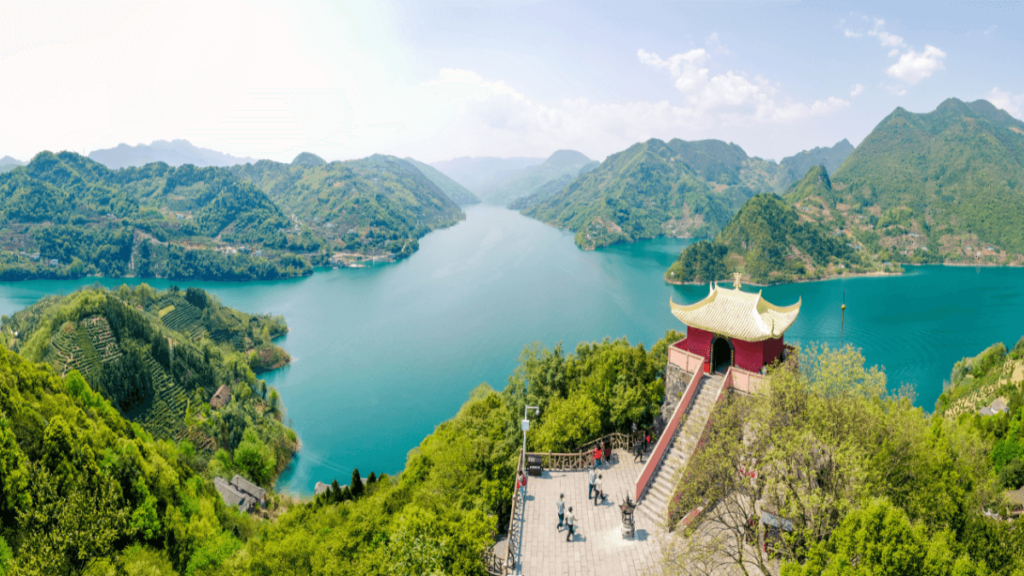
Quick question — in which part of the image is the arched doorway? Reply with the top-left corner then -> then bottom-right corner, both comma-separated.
711,337 -> 733,373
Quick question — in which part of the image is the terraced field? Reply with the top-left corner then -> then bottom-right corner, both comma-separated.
160,300 -> 206,340
50,316 -> 122,377
137,353 -> 190,439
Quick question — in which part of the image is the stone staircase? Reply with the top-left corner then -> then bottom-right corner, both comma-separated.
635,372 -> 725,526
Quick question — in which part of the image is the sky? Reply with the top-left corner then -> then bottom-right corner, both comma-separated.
1,0 -> 1022,165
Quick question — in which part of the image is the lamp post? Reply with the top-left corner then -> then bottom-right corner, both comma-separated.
521,405 -> 540,474
517,405 -> 539,576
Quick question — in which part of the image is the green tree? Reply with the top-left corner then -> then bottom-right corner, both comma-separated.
351,467 -> 365,499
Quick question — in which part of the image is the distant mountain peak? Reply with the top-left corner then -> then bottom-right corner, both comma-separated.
543,149 -> 591,169
0,155 -> 24,165
88,139 -> 256,169
291,152 -> 326,167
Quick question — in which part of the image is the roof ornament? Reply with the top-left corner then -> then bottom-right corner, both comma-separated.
733,272 -> 742,290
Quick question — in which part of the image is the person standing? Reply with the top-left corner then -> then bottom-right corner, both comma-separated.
593,444 -> 602,467
593,474 -> 604,506
587,466 -> 597,499
517,471 -> 527,500
556,493 -> 565,530
565,507 -> 575,542
633,439 -> 643,463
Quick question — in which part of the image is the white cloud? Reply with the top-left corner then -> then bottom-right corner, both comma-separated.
850,84 -> 865,97
886,45 -> 947,84
637,48 -> 848,122
868,19 -> 905,48
888,48 -> 900,57
844,29 -> 862,38
989,87 -> 1024,118
886,85 -> 908,96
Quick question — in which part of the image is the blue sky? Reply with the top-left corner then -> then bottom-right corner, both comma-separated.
1,0 -> 1021,164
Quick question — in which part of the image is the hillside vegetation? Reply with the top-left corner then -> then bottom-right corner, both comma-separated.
665,190 -> 887,285
522,138 -> 854,251
231,154 -> 465,267
475,149 -> 593,205
0,151 -> 464,280
793,98 -> 1024,266
1,284 -> 295,483
404,158 -> 480,205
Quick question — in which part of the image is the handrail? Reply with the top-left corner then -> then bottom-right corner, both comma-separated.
501,448 -> 523,575
635,361 -> 704,502
524,432 -> 642,472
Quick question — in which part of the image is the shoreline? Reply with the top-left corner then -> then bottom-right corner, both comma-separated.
664,268 -> 905,287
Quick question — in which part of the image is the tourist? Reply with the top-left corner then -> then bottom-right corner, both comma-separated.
517,471 -> 527,500
565,507 -> 576,542
645,431 -> 651,453
587,466 -> 597,498
593,474 -> 604,506
556,493 -> 565,530
593,444 -> 602,467
633,439 -> 643,463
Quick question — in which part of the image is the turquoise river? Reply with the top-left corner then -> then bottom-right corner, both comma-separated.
1,205 -> 1023,494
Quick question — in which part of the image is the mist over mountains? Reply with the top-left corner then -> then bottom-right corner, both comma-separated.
88,139 -> 257,169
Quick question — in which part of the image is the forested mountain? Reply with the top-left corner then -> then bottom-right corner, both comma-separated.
0,284 -> 300,574
0,151 -> 464,280
474,149 -> 593,205
89,139 -> 256,169
665,190 -> 885,284
231,153 -> 465,265
430,155 -> 544,192
404,157 -> 481,205
795,98 -> 1024,266
0,156 -> 23,174
507,156 -> 600,211
776,138 -> 853,189
523,139 -> 758,249
0,151 -> 317,281
2,285 -> 293,454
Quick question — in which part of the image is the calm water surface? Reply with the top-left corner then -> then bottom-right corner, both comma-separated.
1,205 -> 1022,493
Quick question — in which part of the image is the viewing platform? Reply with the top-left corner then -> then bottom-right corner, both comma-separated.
517,448 -> 662,576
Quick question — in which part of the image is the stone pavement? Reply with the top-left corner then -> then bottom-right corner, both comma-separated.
516,449 -> 663,576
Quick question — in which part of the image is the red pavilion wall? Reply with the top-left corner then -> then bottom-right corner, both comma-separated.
763,336 -> 785,368
733,339 -> 763,372
685,327 -> 714,361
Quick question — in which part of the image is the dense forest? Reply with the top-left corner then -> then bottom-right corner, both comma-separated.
0,151 -> 465,281
230,154 -> 464,266
518,138 -> 853,251
793,98 -> 1024,267
0,285 -> 295,486
665,190 -> 887,285
668,344 -> 1024,575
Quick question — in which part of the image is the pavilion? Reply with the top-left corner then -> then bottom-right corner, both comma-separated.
670,281 -> 801,374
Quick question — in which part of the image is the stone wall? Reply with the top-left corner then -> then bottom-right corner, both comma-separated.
658,362 -> 692,429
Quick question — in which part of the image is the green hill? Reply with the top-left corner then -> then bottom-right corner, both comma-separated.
0,151 -> 314,281
776,138 -> 853,189
2,284 -> 293,452
523,139 -> 763,250
231,154 -> 464,266
665,190 -> 889,284
476,149 -> 593,205
404,157 -> 480,205
798,98 -> 1024,266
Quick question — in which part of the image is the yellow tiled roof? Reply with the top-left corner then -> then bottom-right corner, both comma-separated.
670,284 -> 801,342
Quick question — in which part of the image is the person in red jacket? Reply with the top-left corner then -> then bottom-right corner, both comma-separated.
593,445 -> 602,467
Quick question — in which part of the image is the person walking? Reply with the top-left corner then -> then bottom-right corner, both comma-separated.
587,466 -> 597,499
565,507 -> 575,542
556,493 -> 565,530
593,474 -> 604,506
517,471 -> 527,500
633,438 -> 643,463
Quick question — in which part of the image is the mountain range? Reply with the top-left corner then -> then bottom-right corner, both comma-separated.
470,149 -> 596,205
0,155 -> 24,173
664,97 -> 1024,284
88,139 -> 257,169
0,151 -> 464,281
429,155 -> 545,194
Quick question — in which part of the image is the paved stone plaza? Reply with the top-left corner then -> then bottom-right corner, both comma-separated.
515,449 -> 664,576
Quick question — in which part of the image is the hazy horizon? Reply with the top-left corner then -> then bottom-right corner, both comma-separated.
1,0 -> 1021,165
